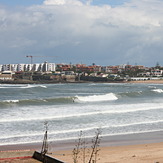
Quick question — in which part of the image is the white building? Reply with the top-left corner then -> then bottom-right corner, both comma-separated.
42,62 -> 55,72
2,64 -> 11,71
48,63 -> 55,71
0,62 -> 56,73
17,64 -> 25,72
151,69 -> 163,77
32,63 -> 41,71
11,64 -> 17,72
0,65 -> 3,71
27,64 -> 33,71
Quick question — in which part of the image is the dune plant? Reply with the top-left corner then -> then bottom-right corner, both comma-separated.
73,129 -> 102,163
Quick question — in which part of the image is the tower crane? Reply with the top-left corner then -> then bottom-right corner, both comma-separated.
26,55 -> 58,64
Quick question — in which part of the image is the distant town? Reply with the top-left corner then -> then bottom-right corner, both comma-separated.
0,61 -> 163,83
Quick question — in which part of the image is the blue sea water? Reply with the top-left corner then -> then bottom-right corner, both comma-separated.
0,83 -> 163,145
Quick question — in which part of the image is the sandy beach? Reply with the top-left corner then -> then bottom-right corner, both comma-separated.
128,79 -> 163,84
52,142 -> 163,163
1,131 -> 163,162
51,131 -> 163,162
1,142 -> 163,162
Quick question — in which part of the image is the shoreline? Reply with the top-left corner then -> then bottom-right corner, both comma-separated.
1,79 -> 163,84
1,130 -> 163,151
1,131 -> 163,162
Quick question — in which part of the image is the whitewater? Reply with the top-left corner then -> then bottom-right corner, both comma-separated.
1,83 -> 163,145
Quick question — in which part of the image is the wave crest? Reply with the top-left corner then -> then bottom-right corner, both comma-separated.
74,93 -> 118,102
3,100 -> 19,103
0,84 -> 47,89
152,89 -> 163,93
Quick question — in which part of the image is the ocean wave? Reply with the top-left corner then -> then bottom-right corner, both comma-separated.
148,86 -> 157,89
118,88 -> 163,97
151,89 -> 163,93
1,104 -> 163,123
118,91 -> 143,97
1,128 -> 163,146
0,96 -> 74,106
2,119 -> 163,140
0,127 -> 97,140
101,129 -> 163,138
21,85 -> 47,89
3,100 -> 19,103
0,84 -> 47,89
74,93 -> 118,102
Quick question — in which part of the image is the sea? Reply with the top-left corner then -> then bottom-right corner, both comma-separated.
1,82 -> 163,146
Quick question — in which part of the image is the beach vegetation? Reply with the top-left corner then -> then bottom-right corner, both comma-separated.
73,129 -> 102,163
41,121 -> 49,163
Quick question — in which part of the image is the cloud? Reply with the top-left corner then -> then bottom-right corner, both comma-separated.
43,0 -> 83,6
0,0 -> 163,66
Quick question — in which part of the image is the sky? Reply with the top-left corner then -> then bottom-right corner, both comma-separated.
0,0 -> 163,66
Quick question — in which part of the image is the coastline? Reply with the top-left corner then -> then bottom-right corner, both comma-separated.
1,130 -> 163,151
128,79 -> 163,84
1,131 -> 163,162
1,79 -> 163,84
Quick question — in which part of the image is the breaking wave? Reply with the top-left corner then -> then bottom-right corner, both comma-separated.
0,84 -> 47,89
119,91 -> 143,97
152,89 -> 163,93
3,100 -> 19,103
1,102 -> 162,123
74,93 -> 118,102
0,97 -> 74,106
0,93 -> 118,106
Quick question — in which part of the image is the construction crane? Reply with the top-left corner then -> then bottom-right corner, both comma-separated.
26,55 -> 58,64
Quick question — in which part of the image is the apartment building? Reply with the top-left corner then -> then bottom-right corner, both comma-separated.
0,62 -> 56,72
151,69 -> 163,77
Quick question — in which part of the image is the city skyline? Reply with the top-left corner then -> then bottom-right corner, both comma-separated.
0,0 -> 163,66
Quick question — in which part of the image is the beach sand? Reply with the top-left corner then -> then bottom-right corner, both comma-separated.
1,131 -> 163,162
128,79 -> 163,84
1,143 -> 163,163
52,143 -> 163,163
0,150 -> 40,163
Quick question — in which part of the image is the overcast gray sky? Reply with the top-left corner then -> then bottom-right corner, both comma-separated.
0,0 -> 163,66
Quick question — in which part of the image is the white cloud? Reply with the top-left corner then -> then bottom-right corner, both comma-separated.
0,0 -> 163,66
43,0 -> 83,6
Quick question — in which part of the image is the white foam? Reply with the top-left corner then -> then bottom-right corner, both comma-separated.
0,84 -> 47,89
20,85 -> 47,89
101,129 -> 163,138
103,119 -> 163,128
148,86 -> 157,89
75,93 -> 118,102
152,89 -> 163,93
2,119 -> 163,140
2,129 -> 163,146
1,103 -> 162,123
0,127 -> 97,140
3,100 -> 19,103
